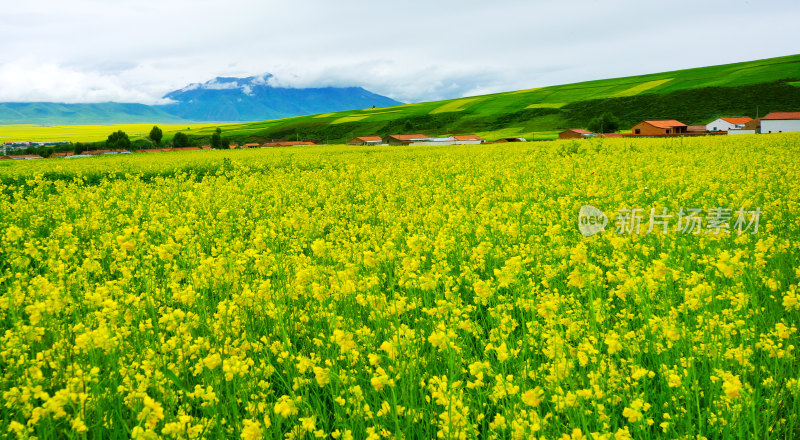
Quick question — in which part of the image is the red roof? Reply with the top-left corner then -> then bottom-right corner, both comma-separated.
135,148 -> 171,153
762,112 -> 800,120
721,117 -> 752,125
354,136 -> 383,141
643,120 -> 687,129
453,134 -> 485,140
50,152 -> 74,157
564,129 -> 593,135
387,134 -> 427,141
262,141 -> 314,147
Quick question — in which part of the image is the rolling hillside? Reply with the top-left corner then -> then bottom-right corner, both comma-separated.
181,54 -> 800,143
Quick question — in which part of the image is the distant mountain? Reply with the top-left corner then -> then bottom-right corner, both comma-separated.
0,74 -> 403,125
157,74 -> 403,121
0,102 -> 186,125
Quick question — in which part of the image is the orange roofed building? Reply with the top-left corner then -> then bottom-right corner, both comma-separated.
761,112 -> 800,133
631,120 -> 688,136
706,117 -> 753,132
382,134 -> 428,145
559,129 -> 595,139
452,134 -> 485,144
347,136 -> 383,145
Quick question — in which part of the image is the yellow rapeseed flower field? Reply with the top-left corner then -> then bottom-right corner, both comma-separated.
0,124 -> 225,143
1,135 -> 798,439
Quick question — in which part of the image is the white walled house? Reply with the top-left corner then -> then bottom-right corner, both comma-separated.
452,135 -> 486,144
728,129 -> 756,135
761,112 -> 800,133
384,134 -> 485,146
410,135 -> 486,146
706,117 -> 752,132
728,118 -> 761,135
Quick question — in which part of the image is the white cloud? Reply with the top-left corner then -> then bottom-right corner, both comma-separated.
0,58 -> 171,104
194,79 -> 240,91
0,0 -> 799,105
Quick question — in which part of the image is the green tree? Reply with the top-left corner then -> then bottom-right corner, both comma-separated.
172,132 -> 189,149
211,128 -> 222,149
221,138 -> 230,149
587,112 -> 620,134
149,126 -> 163,146
106,130 -> 131,150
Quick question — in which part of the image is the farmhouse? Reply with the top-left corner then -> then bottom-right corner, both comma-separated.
493,137 -> 527,143
761,112 -> 800,134
706,117 -> 752,132
728,118 -> 761,135
82,149 -> 131,155
4,154 -> 43,160
260,141 -> 316,148
405,136 -> 458,146
687,125 -> 707,133
558,129 -> 595,139
50,152 -> 74,158
347,136 -> 383,146
452,135 -> 485,144
631,120 -> 688,136
382,134 -> 486,146
383,134 -> 429,145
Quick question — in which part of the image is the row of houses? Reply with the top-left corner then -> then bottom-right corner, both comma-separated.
232,141 -> 316,148
559,112 -> 800,139
0,149 -> 134,160
0,141 -> 321,160
1,141 -> 70,151
348,134 -> 486,146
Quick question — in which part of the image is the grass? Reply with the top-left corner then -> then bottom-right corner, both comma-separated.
429,98 -> 484,114
610,79 -> 674,98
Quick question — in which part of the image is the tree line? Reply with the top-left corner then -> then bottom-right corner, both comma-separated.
11,126 -> 232,158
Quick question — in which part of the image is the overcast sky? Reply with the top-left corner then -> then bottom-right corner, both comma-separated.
1,0 -> 798,105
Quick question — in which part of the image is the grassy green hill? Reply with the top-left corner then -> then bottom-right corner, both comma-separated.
181,54 -> 800,143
